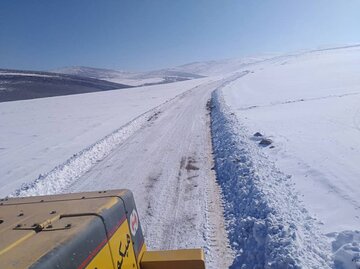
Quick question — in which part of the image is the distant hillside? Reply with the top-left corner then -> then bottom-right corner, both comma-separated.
167,56 -> 272,76
54,66 -> 204,86
0,69 -> 132,102
53,57 -> 283,87
53,66 -> 134,82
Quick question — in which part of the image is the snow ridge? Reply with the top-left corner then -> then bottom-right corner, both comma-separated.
11,109 -> 156,197
210,89 -> 332,268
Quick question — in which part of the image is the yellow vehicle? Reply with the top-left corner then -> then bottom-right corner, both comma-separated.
0,189 -> 205,269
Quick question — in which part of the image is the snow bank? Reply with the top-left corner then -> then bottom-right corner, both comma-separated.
11,107 -> 160,197
210,89 -> 332,268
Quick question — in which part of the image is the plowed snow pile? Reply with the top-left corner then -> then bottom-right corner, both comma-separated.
215,45 -> 360,268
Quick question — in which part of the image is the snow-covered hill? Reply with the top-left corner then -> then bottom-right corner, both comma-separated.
53,56 -> 276,86
168,56 -> 270,76
54,66 -> 204,86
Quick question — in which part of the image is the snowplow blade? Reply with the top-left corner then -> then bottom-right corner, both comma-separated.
0,189 -> 205,269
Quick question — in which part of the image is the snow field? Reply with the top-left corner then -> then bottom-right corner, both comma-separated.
220,45 -> 360,268
11,106 -> 161,197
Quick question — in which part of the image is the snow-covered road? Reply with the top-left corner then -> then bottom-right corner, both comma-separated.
1,68 -> 246,268
65,78 -> 235,268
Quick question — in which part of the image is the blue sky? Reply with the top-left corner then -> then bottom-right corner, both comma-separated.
1,0 -> 359,71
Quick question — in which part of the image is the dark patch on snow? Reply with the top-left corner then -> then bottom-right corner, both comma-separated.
180,156 -> 187,170
259,138 -> 273,147
147,111 -> 161,122
254,132 -> 263,137
145,172 -> 162,217
185,157 -> 200,171
206,99 -> 213,112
